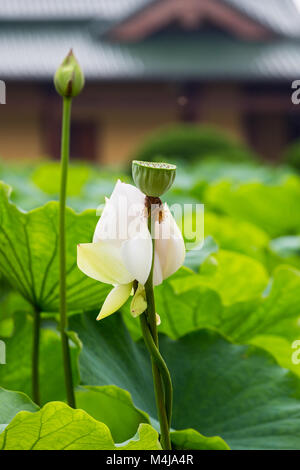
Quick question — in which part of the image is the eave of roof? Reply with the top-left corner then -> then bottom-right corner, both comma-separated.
0,26 -> 300,82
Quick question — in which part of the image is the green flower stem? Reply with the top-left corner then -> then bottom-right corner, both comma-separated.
139,313 -> 173,427
32,306 -> 40,406
140,209 -> 173,450
59,96 -> 76,408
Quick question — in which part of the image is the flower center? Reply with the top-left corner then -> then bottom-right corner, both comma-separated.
135,161 -> 176,170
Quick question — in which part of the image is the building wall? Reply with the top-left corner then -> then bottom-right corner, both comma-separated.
245,112 -> 288,161
0,81 -> 296,163
0,84 -> 44,160
200,82 -> 245,142
100,108 -> 178,164
1,81 -> 243,163
73,82 -> 179,164
0,115 -> 43,160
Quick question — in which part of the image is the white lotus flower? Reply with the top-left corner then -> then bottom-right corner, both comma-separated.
77,180 -> 185,320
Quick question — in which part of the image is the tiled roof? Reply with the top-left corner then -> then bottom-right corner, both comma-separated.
0,1 -> 299,81
0,25 -> 300,81
0,0 -> 154,21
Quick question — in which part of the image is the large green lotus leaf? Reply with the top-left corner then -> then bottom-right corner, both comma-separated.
0,279 -> 32,337
124,264 -> 300,370
75,385 -> 150,443
75,385 -> 228,450
0,402 -> 161,450
248,335 -> 300,378
0,182 -> 110,312
172,250 -> 269,305
29,161 -> 131,212
220,266 -> 300,343
0,159 -> 128,212
0,162 -> 50,211
217,266 -> 300,378
70,313 -> 229,450
185,264 -> 300,379
31,162 -> 91,197
158,265 -> 300,376
171,429 -> 230,450
205,177 -> 300,237
164,330 -> 300,450
267,236 -> 300,271
71,311 -> 154,414
0,388 -> 39,428
187,159 -> 294,186
204,212 -> 269,262
0,383 -> 227,450
169,158 -> 294,190
70,312 -> 300,450
184,236 -> 218,273
0,313 -> 80,404
182,211 -> 269,264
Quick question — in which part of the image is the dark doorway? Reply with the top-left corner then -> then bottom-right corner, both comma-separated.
45,119 -> 98,161
70,121 -> 97,161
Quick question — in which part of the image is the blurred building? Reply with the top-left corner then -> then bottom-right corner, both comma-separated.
1,0 -> 300,163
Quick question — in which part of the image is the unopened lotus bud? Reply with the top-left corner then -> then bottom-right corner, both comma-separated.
132,161 -> 176,197
54,49 -> 84,98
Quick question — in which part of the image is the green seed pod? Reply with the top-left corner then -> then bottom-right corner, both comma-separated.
54,49 -> 85,98
132,160 -> 176,197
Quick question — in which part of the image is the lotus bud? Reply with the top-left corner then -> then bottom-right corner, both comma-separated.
54,49 -> 84,98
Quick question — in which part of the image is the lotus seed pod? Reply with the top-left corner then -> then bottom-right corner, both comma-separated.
132,160 -> 176,197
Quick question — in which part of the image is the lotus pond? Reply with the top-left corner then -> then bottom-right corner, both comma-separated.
0,152 -> 300,450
